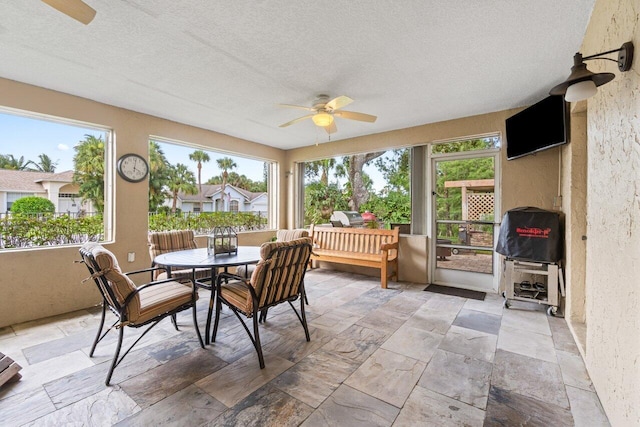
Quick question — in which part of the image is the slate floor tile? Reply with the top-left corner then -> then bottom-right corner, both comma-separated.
484,385 -> 573,426
300,384 -> 399,427
394,385 -> 485,426
419,349 -> 492,409
491,349 -> 568,409
0,387 -> 56,426
565,385 -> 611,427
30,387 -> 139,427
497,325 -> 557,363
119,347 -> 226,408
453,308 -> 502,335
344,347 -> 426,407
196,352 -> 293,408
556,350 -> 594,391
439,324 -> 497,362
114,385 -> 226,426
209,384 -> 313,427
380,324 -> 443,362
271,345 -> 359,408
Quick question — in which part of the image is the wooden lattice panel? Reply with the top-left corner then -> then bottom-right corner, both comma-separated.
468,193 -> 494,220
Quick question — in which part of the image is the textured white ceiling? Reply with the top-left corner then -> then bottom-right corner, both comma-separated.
0,1 -> 595,150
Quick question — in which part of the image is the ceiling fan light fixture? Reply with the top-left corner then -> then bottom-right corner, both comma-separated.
312,113 -> 333,127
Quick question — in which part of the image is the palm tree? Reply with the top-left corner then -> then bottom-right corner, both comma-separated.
305,158 -> 336,185
0,154 -> 36,170
73,135 -> 105,212
148,141 -> 170,212
189,150 -> 210,212
33,154 -> 58,173
216,157 -> 237,211
167,163 -> 197,213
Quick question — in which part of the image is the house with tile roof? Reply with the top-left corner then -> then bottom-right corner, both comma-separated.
0,169 -> 92,214
168,183 -> 267,214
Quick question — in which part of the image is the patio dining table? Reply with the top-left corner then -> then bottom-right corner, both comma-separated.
153,246 -> 262,345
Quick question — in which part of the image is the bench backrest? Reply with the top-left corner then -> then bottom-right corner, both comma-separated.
309,225 -> 399,255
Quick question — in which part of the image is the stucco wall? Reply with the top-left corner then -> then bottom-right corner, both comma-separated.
580,0 -> 640,424
562,107 -> 588,327
0,78 -> 286,327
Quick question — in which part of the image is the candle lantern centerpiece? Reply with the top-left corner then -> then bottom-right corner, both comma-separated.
207,226 -> 238,256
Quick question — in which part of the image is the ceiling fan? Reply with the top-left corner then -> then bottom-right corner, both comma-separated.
279,95 -> 377,134
41,0 -> 96,25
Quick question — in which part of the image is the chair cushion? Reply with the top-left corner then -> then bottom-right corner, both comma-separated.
236,264 -> 256,278
148,230 -> 199,278
275,229 -> 309,241
219,280 -> 253,314
221,238 -> 312,314
252,237 -> 311,306
237,230 -> 309,278
85,243 -> 141,320
134,280 -> 196,325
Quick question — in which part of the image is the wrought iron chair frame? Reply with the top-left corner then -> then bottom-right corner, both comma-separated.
211,239 -> 312,369
79,245 -> 204,385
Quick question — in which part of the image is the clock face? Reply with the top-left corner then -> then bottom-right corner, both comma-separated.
117,154 -> 149,183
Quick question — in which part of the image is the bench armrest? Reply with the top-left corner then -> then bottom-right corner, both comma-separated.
380,241 -> 398,251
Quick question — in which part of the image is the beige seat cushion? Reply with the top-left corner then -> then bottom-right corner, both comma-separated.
135,281 -> 196,325
219,280 -> 253,314
85,243 -> 196,324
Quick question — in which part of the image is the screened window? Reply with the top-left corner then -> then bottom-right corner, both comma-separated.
0,109 -> 109,249
149,138 -> 271,233
301,149 -> 411,228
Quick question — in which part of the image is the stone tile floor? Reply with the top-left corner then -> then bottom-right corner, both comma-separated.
0,269 -> 610,426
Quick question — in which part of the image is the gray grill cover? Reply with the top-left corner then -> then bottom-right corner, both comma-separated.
496,207 -> 562,262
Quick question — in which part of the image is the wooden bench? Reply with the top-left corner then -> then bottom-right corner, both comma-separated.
309,225 -> 400,288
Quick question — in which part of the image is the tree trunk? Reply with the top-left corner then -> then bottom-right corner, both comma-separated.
197,163 -> 203,212
347,152 -> 385,211
171,190 -> 178,213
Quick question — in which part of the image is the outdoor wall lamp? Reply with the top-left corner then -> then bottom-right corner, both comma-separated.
549,41 -> 634,102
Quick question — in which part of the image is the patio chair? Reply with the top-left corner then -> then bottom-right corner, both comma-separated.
210,237 -> 313,368
236,229 -> 309,278
148,230 -> 212,286
79,242 -> 204,385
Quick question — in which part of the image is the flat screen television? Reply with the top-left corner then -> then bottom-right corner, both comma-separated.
505,95 -> 569,160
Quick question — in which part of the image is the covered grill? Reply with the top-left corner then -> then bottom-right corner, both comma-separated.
330,211 -> 364,227
496,206 -> 563,262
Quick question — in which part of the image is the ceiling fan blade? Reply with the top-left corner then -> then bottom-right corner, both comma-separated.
41,0 -> 96,24
324,121 -> 337,134
278,103 -> 316,112
325,96 -> 353,111
279,114 -> 314,128
334,110 -> 377,123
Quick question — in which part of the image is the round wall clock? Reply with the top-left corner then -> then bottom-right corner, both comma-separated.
116,153 -> 149,183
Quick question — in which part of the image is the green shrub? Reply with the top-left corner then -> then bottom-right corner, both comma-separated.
0,213 -> 103,248
11,196 -> 55,214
